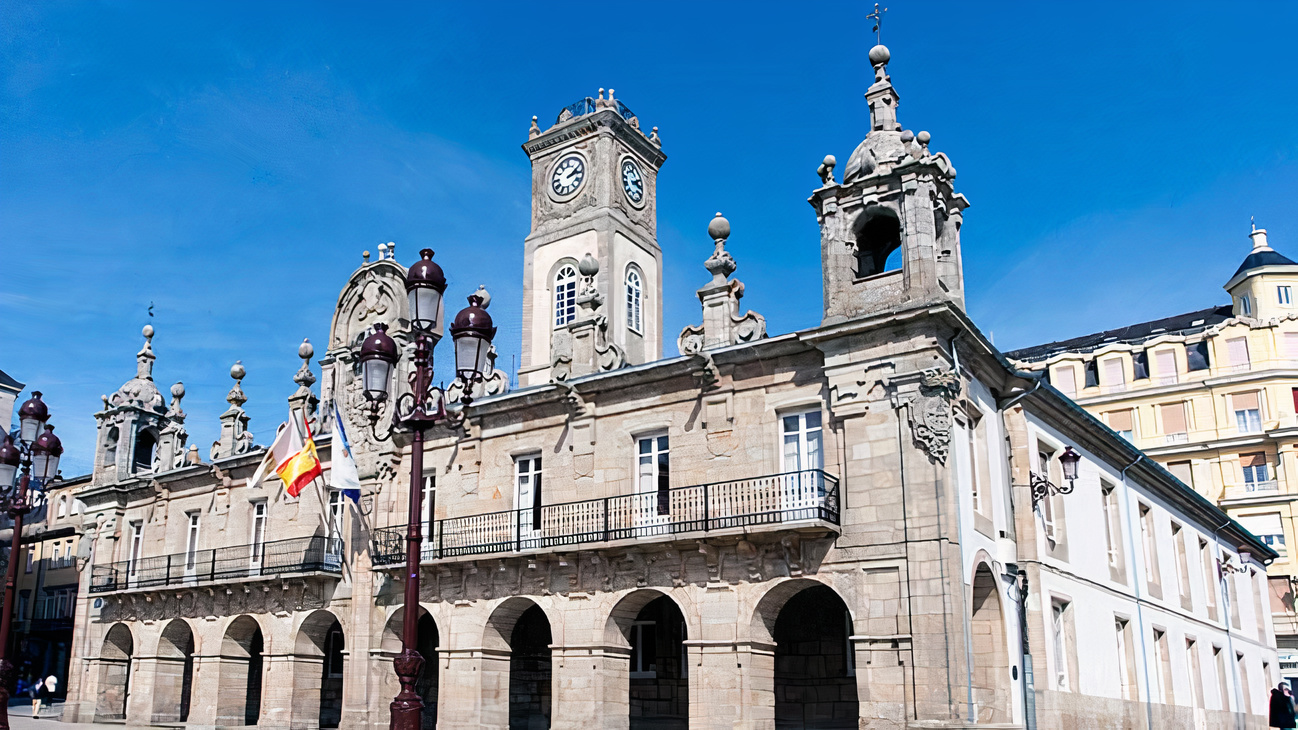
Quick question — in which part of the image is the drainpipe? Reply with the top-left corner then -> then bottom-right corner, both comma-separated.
1118,454 -> 1157,730
998,377 -> 1041,729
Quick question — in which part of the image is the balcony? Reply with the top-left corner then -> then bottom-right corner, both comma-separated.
1164,433 -> 1189,445
371,469 -> 840,566
89,535 -> 343,594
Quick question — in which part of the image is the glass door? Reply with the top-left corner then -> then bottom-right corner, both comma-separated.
781,411 -> 824,516
634,435 -> 671,535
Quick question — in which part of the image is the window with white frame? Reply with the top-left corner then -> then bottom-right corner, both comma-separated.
185,512 -> 201,572
1101,482 -> 1123,577
1172,522 -> 1192,602
515,456 -> 543,532
1139,503 -> 1160,589
128,521 -> 144,577
1155,349 -> 1178,384
1037,445 -> 1061,544
1280,286 -> 1292,306
554,264 -> 578,327
629,620 -> 658,678
1241,453 -> 1272,491
420,475 -> 436,537
1102,358 -> 1126,391
965,407 -> 991,516
782,410 -> 823,472
1051,599 -> 1073,691
1201,538 -> 1218,620
327,489 -> 345,541
1238,513 -> 1285,552
24,549 -> 32,574
1053,364 -> 1077,397
1115,617 -> 1135,700
1241,295 -> 1253,316
1226,336 -> 1251,369
1106,408 -> 1135,442
625,267 -> 643,333
1286,332 -> 1298,361
57,495 -> 67,519
250,501 -> 267,564
52,543 -> 61,567
637,435 -> 670,515
1186,638 -> 1205,710
1232,391 -> 1263,433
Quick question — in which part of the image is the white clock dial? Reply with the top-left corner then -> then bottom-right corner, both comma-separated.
550,154 -> 586,197
621,158 -> 645,205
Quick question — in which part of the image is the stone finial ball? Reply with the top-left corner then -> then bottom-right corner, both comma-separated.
900,130 -> 914,143
230,361 -> 246,381
171,382 -> 185,399
578,253 -> 600,277
869,44 -> 890,66
298,338 -> 314,360
142,324 -> 154,339
708,212 -> 731,241
823,154 -> 836,167
917,130 -> 931,145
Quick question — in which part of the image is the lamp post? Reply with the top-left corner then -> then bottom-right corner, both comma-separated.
0,392 -> 62,730
1030,445 -> 1081,510
357,249 -> 496,730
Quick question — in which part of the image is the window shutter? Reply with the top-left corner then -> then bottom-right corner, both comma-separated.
1237,512 -> 1282,537
1156,350 -> 1177,377
1103,359 -> 1125,386
1232,391 -> 1260,411
1227,337 -> 1250,366
1161,403 -> 1188,434
1108,409 -> 1134,433
1240,452 -> 1267,468
1286,333 -> 1298,359
1167,461 -> 1193,486
1055,365 -> 1076,396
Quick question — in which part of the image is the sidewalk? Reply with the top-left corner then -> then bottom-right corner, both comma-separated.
6,701 -> 116,730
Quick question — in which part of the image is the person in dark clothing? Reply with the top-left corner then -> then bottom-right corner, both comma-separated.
1271,682 -> 1297,729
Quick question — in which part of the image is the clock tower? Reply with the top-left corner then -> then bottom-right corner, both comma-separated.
518,90 -> 667,386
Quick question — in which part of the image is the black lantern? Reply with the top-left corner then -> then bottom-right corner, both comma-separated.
1059,446 -> 1081,484
406,248 -> 447,338
0,436 -> 19,488
450,293 -> 497,384
358,323 -> 400,403
31,425 -> 63,482
17,391 -> 48,444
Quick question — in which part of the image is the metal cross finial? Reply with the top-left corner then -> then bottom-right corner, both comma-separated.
867,2 -> 888,45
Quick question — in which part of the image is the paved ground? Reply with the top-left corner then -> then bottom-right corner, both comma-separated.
6,701 -> 115,730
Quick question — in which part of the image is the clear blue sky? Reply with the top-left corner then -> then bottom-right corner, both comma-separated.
3,1 -> 1296,476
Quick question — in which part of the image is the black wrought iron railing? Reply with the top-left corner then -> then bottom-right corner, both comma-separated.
89,535 -> 344,594
371,469 -> 839,567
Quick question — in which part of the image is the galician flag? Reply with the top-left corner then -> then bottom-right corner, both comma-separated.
330,399 -> 361,503
249,410 -> 322,497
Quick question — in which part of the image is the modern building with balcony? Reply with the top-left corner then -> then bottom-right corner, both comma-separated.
1008,225 -> 1298,685
62,45 -> 1279,730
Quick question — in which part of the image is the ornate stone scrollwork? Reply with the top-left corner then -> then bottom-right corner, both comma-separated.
892,365 -> 961,464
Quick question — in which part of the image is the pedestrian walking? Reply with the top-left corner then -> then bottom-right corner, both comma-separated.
1271,681 -> 1297,729
32,675 -> 57,719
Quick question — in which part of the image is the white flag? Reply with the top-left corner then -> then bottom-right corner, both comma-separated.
330,399 -> 361,499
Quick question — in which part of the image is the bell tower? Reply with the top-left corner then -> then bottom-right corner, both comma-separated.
518,90 -> 667,386
809,45 -> 970,324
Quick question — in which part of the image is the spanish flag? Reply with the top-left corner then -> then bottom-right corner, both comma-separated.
250,411 -> 322,498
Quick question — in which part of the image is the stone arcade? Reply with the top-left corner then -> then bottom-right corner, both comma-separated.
64,47 -> 1277,729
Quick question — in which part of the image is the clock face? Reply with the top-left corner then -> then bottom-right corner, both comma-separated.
621,158 -> 645,205
550,154 -> 586,198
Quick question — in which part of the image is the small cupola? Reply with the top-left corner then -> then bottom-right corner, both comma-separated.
1224,222 -> 1298,319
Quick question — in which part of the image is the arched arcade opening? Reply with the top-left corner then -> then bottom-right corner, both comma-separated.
381,607 -> 440,730
153,619 -> 196,724
95,623 -> 133,721
217,615 -> 265,726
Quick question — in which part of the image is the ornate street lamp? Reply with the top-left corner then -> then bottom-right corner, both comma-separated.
1030,445 -> 1080,510
356,251 -> 495,730
0,392 -> 61,730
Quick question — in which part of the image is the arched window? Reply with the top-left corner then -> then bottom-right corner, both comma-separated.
133,430 -> 158,473
625,267 -> 643,333
57,495 -> 68,519
853,205 -> 903,278
554,265 -> 578,327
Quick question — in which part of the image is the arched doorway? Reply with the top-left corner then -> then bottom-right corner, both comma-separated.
217,616 -> 265,726
509,605 -> 551,729
381,608 -> 440,729
771,583 -> 857,729
294,610 -> 345,729
95,624 -> 133,720
970,563 -> 1010,723
607,592 -> 689,729
153,619 -> 196,724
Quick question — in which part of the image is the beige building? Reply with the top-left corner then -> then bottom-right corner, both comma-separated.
1008,225 -> 1298,682
62,45 -> 1278,730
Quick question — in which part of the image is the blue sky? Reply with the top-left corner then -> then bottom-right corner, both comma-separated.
3,1 -> 1296,476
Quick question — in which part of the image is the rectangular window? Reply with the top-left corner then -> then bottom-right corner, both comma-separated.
1241,453 -> 1273,491
1252,570 -> 1268,641
1054,365 -> 1077,397
128,522 -> 144,577
963,407 -> 992,518
1115,617 -> 1138,700
629,621 -> 658,679
1039,446 -> 1060,544
1172,522 -> 1192,606
1228,567 -> 1242,630
1106,409 -> 1135,442
1187,639 -> 1205,709
1202,539 -> 1218,621
1242,295 -> 1253,316
1280,286 -> 1293,306
16,593 -> 27,622
1084,360 -> 1099,388
327,489 -> 345,542
52,543 -> 62,567
1160,402 -> 1188,442
1187,341 -> 1211,371
1155,349 -> 1178,384
421,475 -> 436,538
1168,460 -> 1194,488
1237,652 -> 1252,714
515,456 -> 543,532
1227,336 -> 1251,370
1101,482 -> 1125,583
1286,333 -> 1298,361
1214,646 -> 1231,710
1238,513 -> 1284,553
24,549 -> 32,574
250,501 -> 267,564
782,410 -> 824,472
1133,349 -> 1150,380
185,512 -> 201,572
1051,599 -> 1074,691
1233,391 -> 1263,434
1103,358 -> 1126,391
637,435 -> 671,515
1139,503 -> 1161,593
1153,628 -> 1173,704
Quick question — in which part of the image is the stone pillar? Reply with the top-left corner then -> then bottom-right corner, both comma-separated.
684,639 -> 776,730
550,644 -> 630,729
183,653 -> 224,729
259,654 -> 302,730
124,655 -> 178,724
853,635 -> 911,729
436,647 -> 509,729
211,654 -> 251,727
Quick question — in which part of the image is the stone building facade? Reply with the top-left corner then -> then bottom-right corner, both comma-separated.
63,45 -> 1278,730
1008,224 -> 1298,686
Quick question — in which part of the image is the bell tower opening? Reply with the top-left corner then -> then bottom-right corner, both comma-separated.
854,206 -> 902,278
